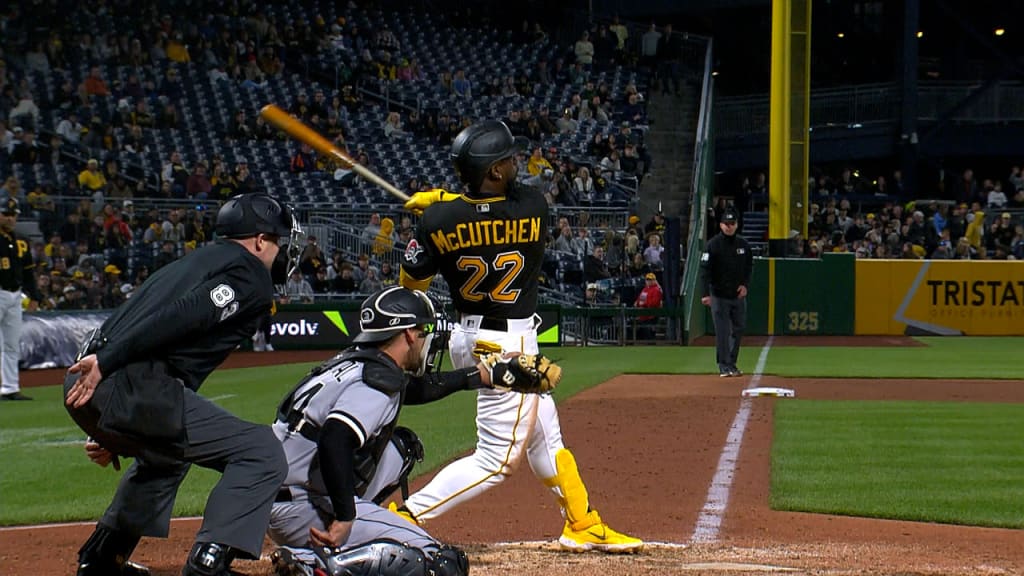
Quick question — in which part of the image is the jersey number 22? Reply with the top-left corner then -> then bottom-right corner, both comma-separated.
456,250 -> 524,303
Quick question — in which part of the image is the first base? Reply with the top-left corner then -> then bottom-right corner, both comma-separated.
741,387 -> 795,398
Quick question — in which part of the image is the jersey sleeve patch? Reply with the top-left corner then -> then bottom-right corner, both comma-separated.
404,239 -> 424,263
209,284 -> 236,308
701,252 -> 710,262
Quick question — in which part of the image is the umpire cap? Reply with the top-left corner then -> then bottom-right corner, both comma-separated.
215,193 -> 294,238
354,286 -> 437,344
450,120 -> 529,190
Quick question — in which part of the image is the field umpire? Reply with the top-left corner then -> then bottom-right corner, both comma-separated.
700,209 -> 753,377
64,193 -> 304,576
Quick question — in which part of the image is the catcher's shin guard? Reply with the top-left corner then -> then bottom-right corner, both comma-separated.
312,540 -> 429,576
76,525 -> 151,576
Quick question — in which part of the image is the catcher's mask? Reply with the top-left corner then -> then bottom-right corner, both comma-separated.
216,193 -> 305,284
354,286 -> 448,376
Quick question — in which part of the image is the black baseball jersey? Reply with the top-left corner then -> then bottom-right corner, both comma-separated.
0,230 -> 39,299
700,232 -> 753,300
402,185 -> 547,318
95,240 -> 274,389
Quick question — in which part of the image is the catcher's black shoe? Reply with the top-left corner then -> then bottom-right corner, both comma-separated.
77,560 -> 151,576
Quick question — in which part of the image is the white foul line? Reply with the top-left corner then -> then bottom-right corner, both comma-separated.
690,336 -> 774,544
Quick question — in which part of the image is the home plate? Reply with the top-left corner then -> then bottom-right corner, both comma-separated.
681,562 -> 797,572
741,387 -> 795,398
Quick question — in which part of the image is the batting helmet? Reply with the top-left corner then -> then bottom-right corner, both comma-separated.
2,197 -> 20,216
215,193 -> 295,239
450,120 -> 529,190
353,286 -> 437,344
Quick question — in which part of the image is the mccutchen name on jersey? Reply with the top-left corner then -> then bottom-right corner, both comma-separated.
430,216 -> 542,255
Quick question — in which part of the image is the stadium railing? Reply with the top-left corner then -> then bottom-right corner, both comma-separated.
680,38 -> 716,345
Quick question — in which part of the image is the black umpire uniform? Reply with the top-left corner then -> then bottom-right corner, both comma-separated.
64,194 -> 301,576
700,209 -> 753,377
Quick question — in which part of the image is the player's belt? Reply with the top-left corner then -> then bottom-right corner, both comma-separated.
480,317 -> 508,331
460,314 -> 541,332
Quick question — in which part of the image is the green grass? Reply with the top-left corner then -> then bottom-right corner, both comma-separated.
764,337 -> 1024,379
771,400 -> 1024,528
2,338 -> 1022,526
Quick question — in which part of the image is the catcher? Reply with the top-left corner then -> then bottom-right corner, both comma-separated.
267,285 -> 555,576
397,119 -> 642,553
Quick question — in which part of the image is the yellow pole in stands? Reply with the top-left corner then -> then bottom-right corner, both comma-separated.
768,0 -> 812,256
768,0 -> 792,257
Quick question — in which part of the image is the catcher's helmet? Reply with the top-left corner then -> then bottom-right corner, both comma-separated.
353,286 -> 437,344
450,120 -> 529,190
215,193 -> 295,239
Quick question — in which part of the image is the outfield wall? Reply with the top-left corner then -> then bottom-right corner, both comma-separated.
708,256 -> 1024,336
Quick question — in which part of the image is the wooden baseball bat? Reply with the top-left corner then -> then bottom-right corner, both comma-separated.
259,104 -> 410,202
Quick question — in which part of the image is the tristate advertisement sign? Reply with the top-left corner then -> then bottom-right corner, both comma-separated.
855,260 -> 1024,335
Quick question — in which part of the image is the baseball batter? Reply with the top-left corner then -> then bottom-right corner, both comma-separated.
398,120 -> 642,552
267,286 -> 553,576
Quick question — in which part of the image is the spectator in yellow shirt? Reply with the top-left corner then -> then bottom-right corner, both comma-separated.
77,159 -> 107,192
165,33 -> 191,63
965,211 -> 985,251
527,146 -> 553,176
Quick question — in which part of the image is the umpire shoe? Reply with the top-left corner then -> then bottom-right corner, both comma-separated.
730,366 -> 744,377
1,391 -> 33,401
558,512 -> 643,554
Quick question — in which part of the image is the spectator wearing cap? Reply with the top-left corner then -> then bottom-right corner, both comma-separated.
10,128 -> 44,164
700,209 -> 753,377
634,272 -> 664,338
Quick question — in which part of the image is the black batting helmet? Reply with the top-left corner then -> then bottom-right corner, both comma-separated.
215,193 -> 294,239
1,198 -> 20,216
353,286 -> 437,344
450,120 -> 529,190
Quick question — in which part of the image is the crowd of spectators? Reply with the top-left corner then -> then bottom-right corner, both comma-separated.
723,164 -> 1024,260
0,0 -> 672,315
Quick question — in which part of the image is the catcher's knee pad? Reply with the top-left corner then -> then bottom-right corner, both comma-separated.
369,426 -> 425,504
429,544 -> 469,576
312,540 -> 428,576
76,524 -> 149,576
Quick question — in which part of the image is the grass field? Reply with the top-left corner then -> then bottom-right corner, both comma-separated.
1,338 -> 1022,526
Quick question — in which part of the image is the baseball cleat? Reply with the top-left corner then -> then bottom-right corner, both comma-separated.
729,366 -> 744,377
558,521 -> 644,554
1,391 -> 33,401
76,560 -> 151,576
271,547 -> 318,576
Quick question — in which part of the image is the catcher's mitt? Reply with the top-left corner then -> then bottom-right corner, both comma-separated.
479,352 -> 561,394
